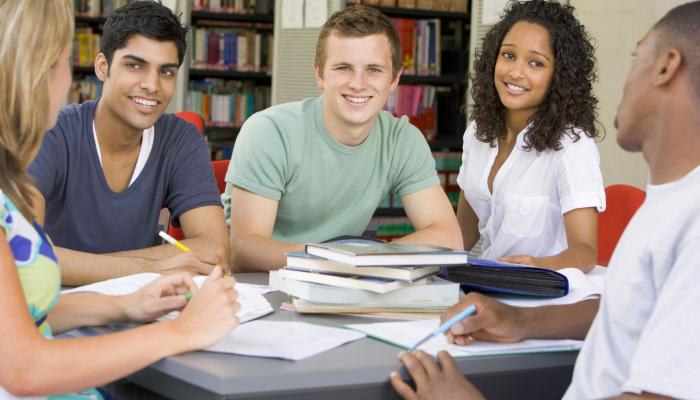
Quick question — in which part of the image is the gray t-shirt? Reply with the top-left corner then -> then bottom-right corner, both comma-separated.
28,100 -> 221,253
221,96 -> 440,243
565,165 -> 700,399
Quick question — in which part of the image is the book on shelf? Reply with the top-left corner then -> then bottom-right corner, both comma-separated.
384,84 -> 437,141
75,0 -> 129,17
441,258 -> 570,298
286,251 -> 439,282
186,79 -> 270,127
70,75 -> 102,104
277,268 -> 418,294
270,271 -> 460,306
304,242 -> 469,266
354,0 -> 466,11
73,27 -> 101,68
192,0 -> 274,14
191,26 -> 273,72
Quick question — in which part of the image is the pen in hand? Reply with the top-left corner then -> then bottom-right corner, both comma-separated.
410,305 -> 477,352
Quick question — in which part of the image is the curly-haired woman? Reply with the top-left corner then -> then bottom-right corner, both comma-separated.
457,0 -> 605,272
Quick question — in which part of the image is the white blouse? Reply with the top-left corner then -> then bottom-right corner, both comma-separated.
457,121 -> 606,260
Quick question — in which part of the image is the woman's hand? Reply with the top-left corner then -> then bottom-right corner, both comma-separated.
120,271 -> 197,323
169,266 -> 240,351
497,255 -> 540,266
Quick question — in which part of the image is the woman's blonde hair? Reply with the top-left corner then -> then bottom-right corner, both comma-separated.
0,0 -> 74,218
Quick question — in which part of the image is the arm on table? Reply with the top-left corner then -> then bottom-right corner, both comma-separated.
456,191 -> 480,251
394,185 -> 463,250
0,229 -> 238,397
229,186 -> 303,272
499,207 -> 598,272
31,192 -> 227,286
442,292 -> 599,345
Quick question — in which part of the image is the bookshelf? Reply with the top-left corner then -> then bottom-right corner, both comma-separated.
186,3 -> 275,159
357,1 -> 469,238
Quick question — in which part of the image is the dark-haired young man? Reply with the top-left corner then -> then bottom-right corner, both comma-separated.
223,5 -> 462,272
391,2 -> 700,399
28,1 -> 228,285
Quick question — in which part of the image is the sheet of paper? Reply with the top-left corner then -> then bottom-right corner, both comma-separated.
493,268 -> 602,308
304,0 -> 327,28
281,0 -> 304,29
346,319 -> 581,357
63,273 -> 273,324
207,321 -> 366,361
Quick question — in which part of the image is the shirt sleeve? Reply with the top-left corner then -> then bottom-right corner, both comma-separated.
456,121 -> 477,192
229,113 -> 288,201
27,126 -> 68,202
556,133 -> 606,214
622,235 -> 700,399
166,124 -> 222,219
391,121 -> 440,197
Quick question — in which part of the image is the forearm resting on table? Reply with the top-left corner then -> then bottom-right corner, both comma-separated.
57,247 -> 154,286
533,242 -> 597,272
47,294 -> 126,334
2,321 -> 187,397
230,234 -> 303,272
520,299 -> 599,340
393,223 -> 464,250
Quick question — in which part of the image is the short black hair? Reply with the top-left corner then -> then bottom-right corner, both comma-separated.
470,0 -> 599,152
653,1 -> 700,98
101,0 -> 189,67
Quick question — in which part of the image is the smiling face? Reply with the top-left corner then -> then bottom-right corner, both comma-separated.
314,32 -> 400,144
95,34 -> 179,133
494,21 -> 555,121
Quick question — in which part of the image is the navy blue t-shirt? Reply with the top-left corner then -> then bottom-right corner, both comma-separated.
28,100 -> 221,253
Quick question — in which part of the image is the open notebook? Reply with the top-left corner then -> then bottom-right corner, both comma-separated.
63,273 -> 366,361
63,272 -> 274,323
345,267 -> 604,357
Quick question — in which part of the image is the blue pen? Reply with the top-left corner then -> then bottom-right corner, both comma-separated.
409,305 -> 477,352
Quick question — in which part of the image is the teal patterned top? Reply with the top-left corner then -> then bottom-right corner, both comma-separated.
0,190 -> 103,399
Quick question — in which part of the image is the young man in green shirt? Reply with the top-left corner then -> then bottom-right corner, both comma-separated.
222,5 -> 462,271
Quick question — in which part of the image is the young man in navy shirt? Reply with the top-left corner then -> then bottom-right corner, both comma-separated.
29,1 -> 228,285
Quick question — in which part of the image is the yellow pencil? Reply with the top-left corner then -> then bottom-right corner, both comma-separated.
159,231 -> 190,252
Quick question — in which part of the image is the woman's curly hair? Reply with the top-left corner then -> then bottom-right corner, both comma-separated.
469,0 -> 600,152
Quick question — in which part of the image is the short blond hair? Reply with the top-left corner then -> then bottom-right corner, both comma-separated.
0,0 -> 74,218
315,5 -> 402,79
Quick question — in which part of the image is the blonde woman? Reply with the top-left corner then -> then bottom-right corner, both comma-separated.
0,1 -> 240,398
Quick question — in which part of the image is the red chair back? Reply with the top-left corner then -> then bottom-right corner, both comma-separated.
597,184 -> 645,266
166,159 -> 230,241
211,159 -> 230,193
175,111 -> 205,134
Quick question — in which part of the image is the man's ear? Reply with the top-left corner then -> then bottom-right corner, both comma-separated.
94,53 -> 109,82
314,63 -> 324,90
654,48 -> 682,86
390,66 -> 404,91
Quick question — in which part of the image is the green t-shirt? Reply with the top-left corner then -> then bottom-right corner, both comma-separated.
222,96 -> 439,243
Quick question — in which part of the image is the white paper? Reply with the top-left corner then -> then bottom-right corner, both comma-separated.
304,0 -> 327,28
493,268 -> 602,308
482,0 -> 510,25
207,321 -> 366,361
281,0 -> 304,29
63,273 -> 274,324
347,319 -> 581,357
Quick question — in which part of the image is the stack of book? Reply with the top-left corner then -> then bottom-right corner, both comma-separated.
270,242 -> 468,318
